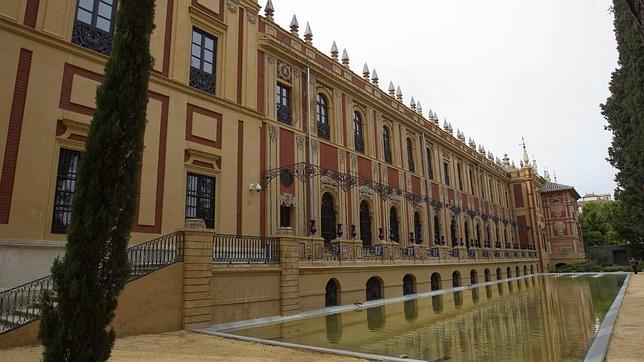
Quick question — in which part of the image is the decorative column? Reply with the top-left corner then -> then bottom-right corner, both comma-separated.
182,219 -> 214,329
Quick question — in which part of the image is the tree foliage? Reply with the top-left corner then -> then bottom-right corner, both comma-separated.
602,0 -> 644,257
39,1 -> 156,360
580,201 -> 621,245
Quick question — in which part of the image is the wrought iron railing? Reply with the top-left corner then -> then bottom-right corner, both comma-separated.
0,231 -> 184,335
322,243 -> 340,261
212,234 -> 280,264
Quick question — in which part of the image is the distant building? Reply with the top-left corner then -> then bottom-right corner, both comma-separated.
578,193 -> 613,213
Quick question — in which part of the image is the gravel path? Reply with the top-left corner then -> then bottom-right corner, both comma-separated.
606,273 -> 644,362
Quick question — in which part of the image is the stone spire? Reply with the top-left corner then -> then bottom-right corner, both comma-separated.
341,48 -> 349,67
388,81 -> 395,97
410,97 -> 416,110
532,157 -> 538,173
416,101 -> 422,115
371,68 -> 379,85
362,63 -> 370,80
330,41 -> 338,61
264,0 -> 274,20
303,22 -> 313,44
543,167 -> 551,182
502,153 -> 511,171
395,86 -> 403,101
520,137 -> 530,166
290,15 -> 299,35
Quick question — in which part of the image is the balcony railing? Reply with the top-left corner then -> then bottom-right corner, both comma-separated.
212,234 -> 280,264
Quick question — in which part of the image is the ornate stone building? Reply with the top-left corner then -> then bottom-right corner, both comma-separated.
0,0 -> 585,344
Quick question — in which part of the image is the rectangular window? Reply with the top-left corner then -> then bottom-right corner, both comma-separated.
72,0 -> 116,55
469,167 -> 475,195
280,206 -> 292,228
457,163 -> 463,191
276,83 -> 291,125
185,172 -> 216,228
443,162 -> 450,186
426,148 -> 434,180
189,28 -> 217,94
52,149 -> 81,234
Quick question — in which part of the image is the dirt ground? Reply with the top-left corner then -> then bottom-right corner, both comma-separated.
0,330 -> 363,362
606,273 -> 643,362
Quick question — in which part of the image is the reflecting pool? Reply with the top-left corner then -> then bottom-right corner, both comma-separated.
230,274 -> 626,361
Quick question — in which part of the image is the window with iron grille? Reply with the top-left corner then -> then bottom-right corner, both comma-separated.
185,172 -> 216,228
316,94 -> 330,139
406,138 -> 415,172
383,126 -> 392,163
72,0 -> 116,55
276,84 -> 291,125
353,112 -> 364,153
190,28 -> 217,94
52,149 -> 81,234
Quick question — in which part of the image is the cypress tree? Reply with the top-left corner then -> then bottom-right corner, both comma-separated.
39,0 -> 156,360
602,0 -> 644,257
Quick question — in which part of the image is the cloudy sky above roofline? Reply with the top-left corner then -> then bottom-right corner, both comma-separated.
268,0 -> 619,196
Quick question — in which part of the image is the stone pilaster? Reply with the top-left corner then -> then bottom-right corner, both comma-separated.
277,229 -> 301,316
181,219 -> 214,329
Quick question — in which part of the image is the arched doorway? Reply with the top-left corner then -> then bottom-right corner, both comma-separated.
403,274 -> 416,295
430,272 -> 442,291
470,270 -> 478,285
325,279 -> 340,307
359,201 -> 372,246
452,271 -> 461,287
389,207 -> 399,242
366,277 -> 383,301
321,193 -> 336,243
484,269 -> 491,282
413,212 -> 422,244
496,267 -> 502,280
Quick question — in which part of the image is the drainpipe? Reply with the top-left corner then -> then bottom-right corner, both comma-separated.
307,67 -> 314,236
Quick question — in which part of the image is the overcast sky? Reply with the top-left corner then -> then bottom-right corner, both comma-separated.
269,0 -> 619,196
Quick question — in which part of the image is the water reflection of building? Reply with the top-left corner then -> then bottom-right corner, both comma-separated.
236,275 -> 615,361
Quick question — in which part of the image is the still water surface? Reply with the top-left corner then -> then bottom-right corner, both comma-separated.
231,274 -> 625,361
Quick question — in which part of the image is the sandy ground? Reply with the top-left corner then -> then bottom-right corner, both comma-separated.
0,330 -> 363,362
606,273 -> 644,362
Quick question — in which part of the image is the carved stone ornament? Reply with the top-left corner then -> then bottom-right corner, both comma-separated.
554,221 -> 565,236
296,134 -> 305,151
360,186 -> 373,198
551,201 -> 563,218
339,151 -> 346,164
247,13 -> 257,24
280,193 -> 295,207
334,90 -> 342,97
227,0 -> 238,12
277,60 -> 293,82
311,140 -> 319,155
559,247 -> 569,256
350,154 -> 357,171
321,176 -> 337,188
267,55 -> 276,65
269,125 -> 278,142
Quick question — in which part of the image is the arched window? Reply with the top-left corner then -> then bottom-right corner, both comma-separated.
413,212 -> 422,244
366,277 -> 383,301
403,274 -> 416,295
516,266 -> 520,277
383,126 -> 392,163
316,94 -> 330,139
426,147 -> 434,179
406,138 -> 415,172
353,112 -> 364,153
325,279 -> 340,307
465,220 -> 471,248
452,271 -> 461,287
359,201 -> 372,246
389,207 -> 399,242
470,270 -> 478,285
484,268 -> 491,282
430,272 -> 442,291
507,267 -> 512,278
496,267 -> 502,280
434,214 -> 441,243
321,193 -> 336,243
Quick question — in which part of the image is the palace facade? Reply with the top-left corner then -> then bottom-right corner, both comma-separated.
0,0 -> 586,344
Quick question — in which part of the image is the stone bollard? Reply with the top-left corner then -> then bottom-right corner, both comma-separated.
181,219 -> 215,329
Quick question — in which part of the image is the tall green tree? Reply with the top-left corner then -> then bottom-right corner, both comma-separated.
602,0 -> 644,257
579,202 -> 620,246
39,1 -> 155,360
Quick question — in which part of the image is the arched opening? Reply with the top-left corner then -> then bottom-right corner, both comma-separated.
496,267 -> 502,280
359,201 -> 372,246
321,193 -> 336,243
383,126 -> 392,164
487,224 -> 492,245
413,212 -> 422,244
430,272 -> 442,291
465,220 -> 471,248
452,271 -> 461,288
433,214 -> 441,243
325,279 -> 340,307
524,265 -> 528,276
484,268 -> 491,282
555,263 -> 567,270
366,277 -> 383,301
403,274 -> 416,295
406,138 -> 415,172
353,111 -> 364,153
507,266 -> 512,278
476,223 -> 482,246
316,93 -> 330,140
389,207 -> 399,242
450,216 -> 458,246
470,270 -> 478,285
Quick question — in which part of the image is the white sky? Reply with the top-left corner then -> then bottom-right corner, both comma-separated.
268,0 -> 619,196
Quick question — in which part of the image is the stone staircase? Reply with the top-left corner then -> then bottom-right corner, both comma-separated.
0,231 -> 183,335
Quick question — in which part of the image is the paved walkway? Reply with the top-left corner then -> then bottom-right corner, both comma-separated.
607,273 -> 644,361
